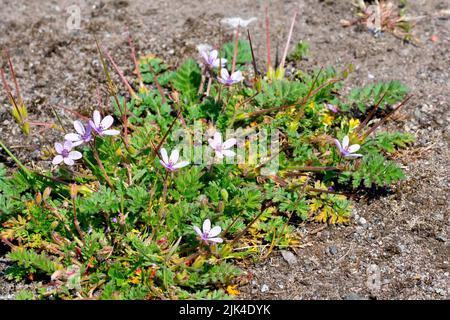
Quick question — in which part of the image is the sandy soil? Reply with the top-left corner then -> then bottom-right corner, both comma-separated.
0,0 -> 449,299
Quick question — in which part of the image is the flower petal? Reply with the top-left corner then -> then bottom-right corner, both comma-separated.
64,140 -> 73,151
208,226 -> 222,238
222,149 -> 235,157
213,132 -> 222,145
73,121 -> 85,135
210,50 -> 218,60
172,160 -> 189,169
71,140 -> 84,147
102,129 -> 120,136
68,151 -> 82,160
193,226 -> 203,238
334,139 -> 342,152
208,138 -> 219,149
64,133 -> 81,142
347,144 -> 361,153
93,110 -> 101,127
160,159 -> 171,170
63,157 -> 75,166
230,70 -> 243,82
220,68 -> 229,80
100,115 -> 114,130
222,138 -> 236,149
52,155 -> 63,165
202,219 -> 211,233
342,135 -> 349,149
208,237 -> 223,243
160,148 -> 169,164
169,149 -> 180,164
345,153 -> 363,158
215,150 -> 224,159
54,143 -> 63,154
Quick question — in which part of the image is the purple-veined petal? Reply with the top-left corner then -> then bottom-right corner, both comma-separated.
208,237 -> 223,243
222,149 -> 235,157
93,110 -> 101,127
222,138 -> 236,149
220,68 -> 229,80
102,129 -> 120,136
159,159 -> 171,170
193,226 -> 203,238
63,157 -> 75,166
347,144 -> 361,153
202,219 -> 211,234
55,143 -> 63,154
342,135 -> 349,149
213,132 -> 222,145
172,160 -> 189,169
52,155 -> 63,165
71,140 -> 84,147
230,70 -> 243,82
169,149 -> 180,164
68,151 -> 82,160
65,133 -> 81,142
160,148 -> 169,164
73,121 -> 85,135
334,139 -> 342,152
345,153 -> 363,158
208,138 -> 219,149
210,50 -> 218,60
201,50 -> 210,63
63,140 -> 73,151
208,226 -> 222,238
100,115 -> 114,130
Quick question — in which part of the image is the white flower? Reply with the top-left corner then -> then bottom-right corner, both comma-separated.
64,121 -> 92,147
217,69 -> 244,86
52,141 -> 82,166
89,110 -> 120,136
198,47 -> 227,69
221,17 -> 257,29
159,147 -> 190,171
193,219 -> 223,243
208,132 -> 236,159
334,135 -> 363,158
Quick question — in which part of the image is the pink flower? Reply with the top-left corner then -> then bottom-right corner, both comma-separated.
159,148 -> 189,171
218,68 -> 244,86
198,47 -> 227,69
193,219 -> 223,243
325,103 -> 339,113
89,110 -> 120,136
52,141 -> 82,166
64,121 -> 92,147
334,135 -> 363,158
208,132 -> 236,159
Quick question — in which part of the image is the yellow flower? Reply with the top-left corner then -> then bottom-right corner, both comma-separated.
226,284 -> 240,296
349,118 -> 360,131
322,113 -> 334,126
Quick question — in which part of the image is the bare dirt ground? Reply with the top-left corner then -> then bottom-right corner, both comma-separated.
0,0 -> 449,299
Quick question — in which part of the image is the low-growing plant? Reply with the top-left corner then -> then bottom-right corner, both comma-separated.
0,14 -> 414,299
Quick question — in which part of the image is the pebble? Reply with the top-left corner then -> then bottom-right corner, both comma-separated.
358,217 -> 367,225
328,246 -> 338,255
281,250 -> 298,266
343,293 -> 369,300
260,284 -> 269,293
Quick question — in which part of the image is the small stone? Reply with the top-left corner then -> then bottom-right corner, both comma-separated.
281,250 -> 298,265
343,293 -> 369,300
435,234 -> 447,242
261,284 -> 269,293
328,246 -> 338,255
359,217 -> 367,225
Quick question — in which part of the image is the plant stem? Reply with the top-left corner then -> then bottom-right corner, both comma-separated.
0,139 -> 31,176
90,139 -> 114,189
